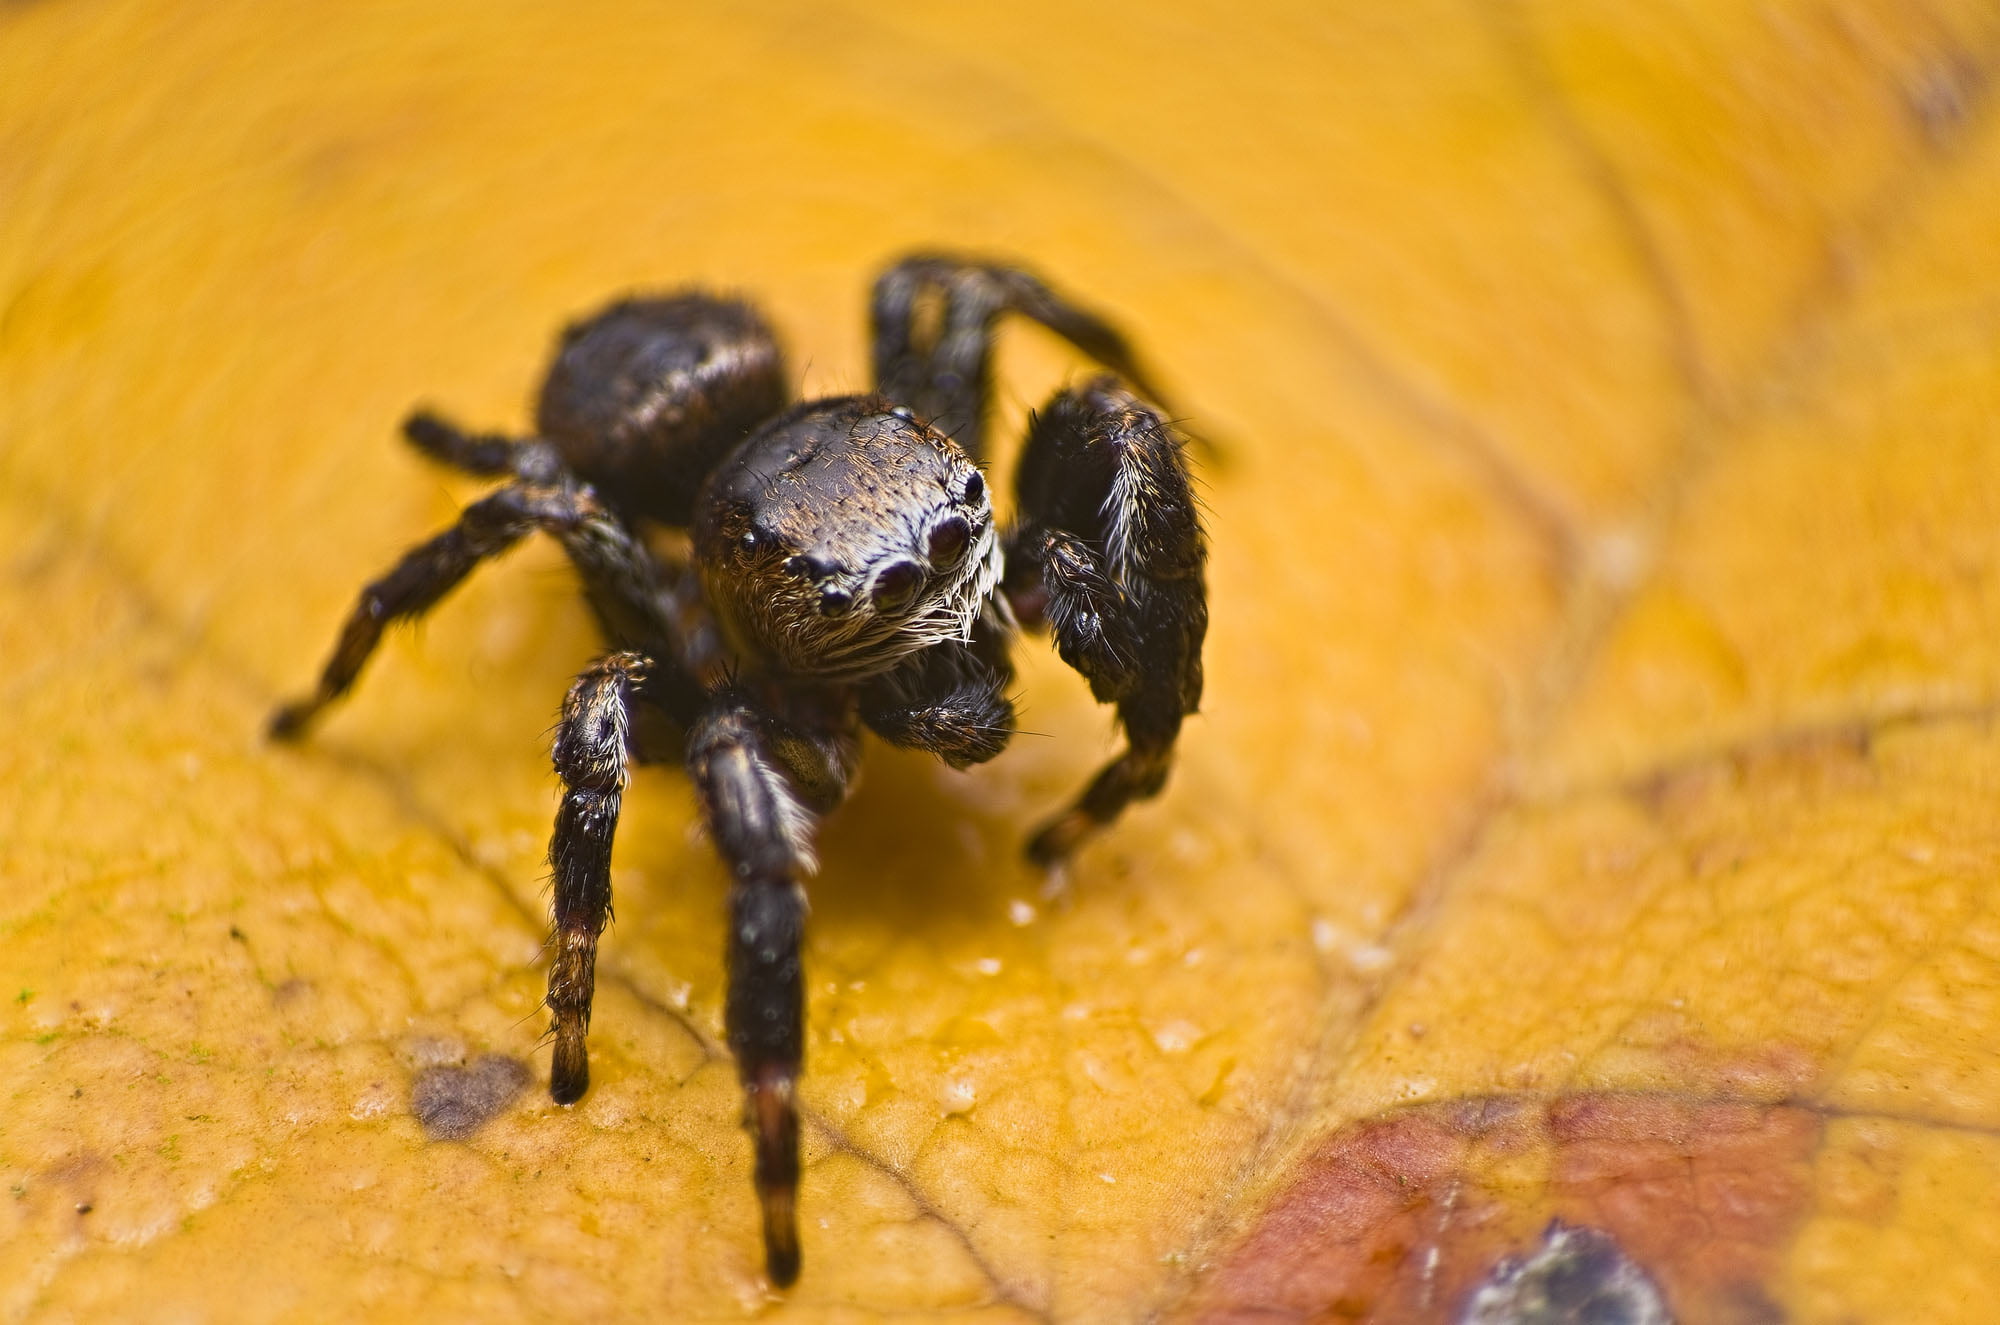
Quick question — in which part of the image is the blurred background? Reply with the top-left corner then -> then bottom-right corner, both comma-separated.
6,0 -> 2000,1320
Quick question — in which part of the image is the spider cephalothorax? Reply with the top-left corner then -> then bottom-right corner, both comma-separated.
693,399 -> 1003,679
270,254 -> 1209,1288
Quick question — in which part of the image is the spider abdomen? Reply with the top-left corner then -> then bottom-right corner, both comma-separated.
536,294 -> 788,524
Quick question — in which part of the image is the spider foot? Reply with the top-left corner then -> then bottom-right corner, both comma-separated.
747,1066 -> 802,1288
549,1033 -> 589,1105
1031,845 -> 1076,905
266,698 -> 318,742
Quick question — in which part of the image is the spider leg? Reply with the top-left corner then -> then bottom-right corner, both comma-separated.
870,253 -> 1175,460
1005,377 -> 1207,866
269,481 -> 701,739
403,410 -> 565,484
545,650 -> 651,1104
687,694 -> 826,1288
859,623 -> 1018,770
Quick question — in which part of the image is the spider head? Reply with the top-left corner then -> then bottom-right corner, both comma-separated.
694,397 -> 999,679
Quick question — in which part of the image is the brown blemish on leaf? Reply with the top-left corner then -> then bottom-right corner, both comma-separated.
270,978 -> 311,1008
1181,1091 -> 1819,1323
411,1053 -> 531,1141
1548,1096 -> 1813,1322
1904,47 -> 1987,143
35,1153 -> 109,1222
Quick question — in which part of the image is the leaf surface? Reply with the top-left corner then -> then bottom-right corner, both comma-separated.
3,0 -> 1998,1319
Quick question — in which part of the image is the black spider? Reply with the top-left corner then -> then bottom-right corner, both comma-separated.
269,254 -> 1208,1287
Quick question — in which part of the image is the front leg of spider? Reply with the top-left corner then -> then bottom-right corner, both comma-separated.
1007,376 -> 1207,866
688,694 -> 824,1290
545,651 -> 656,1104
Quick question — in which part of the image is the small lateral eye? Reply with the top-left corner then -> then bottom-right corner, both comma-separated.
818,587 -> 852,617
784,554 -> 822,579
869,559 -> 925,614
960,471 -> 986,505
927,515 -> 972,569
737,529 -> 760,558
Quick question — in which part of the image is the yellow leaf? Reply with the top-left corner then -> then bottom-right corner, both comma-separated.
4,0 -> 1999,1319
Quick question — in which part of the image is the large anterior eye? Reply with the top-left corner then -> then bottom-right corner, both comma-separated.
927,516 -> 972,569
869,559 -> 925,614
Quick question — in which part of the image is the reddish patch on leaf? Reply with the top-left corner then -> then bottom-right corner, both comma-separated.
1179,1093 -> 1819,1323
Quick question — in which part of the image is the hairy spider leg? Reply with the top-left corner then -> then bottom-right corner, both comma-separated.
268,482 -> 702,739
550,661 -> 846,1293
1005,377 -> 1207,865
688,696 -> 826,1290
546,651 -> 652,1103
402,410 -> 567,484
869,254 -> 1176,461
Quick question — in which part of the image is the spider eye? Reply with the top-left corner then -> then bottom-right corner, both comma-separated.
818,587 -> 852,617
960,471 -> 985,506
927,516 -> 972,569
737,529 -> 760,559
869,559 -> 925,614
784,554 -> 823,579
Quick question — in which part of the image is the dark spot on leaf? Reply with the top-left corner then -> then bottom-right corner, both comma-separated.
1904,48 -> 1985,144
412,1053 -> 530,1141
1459,1221 -> 1669,1325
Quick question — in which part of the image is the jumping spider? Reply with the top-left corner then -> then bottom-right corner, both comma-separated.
270,255 -> 1209,1287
